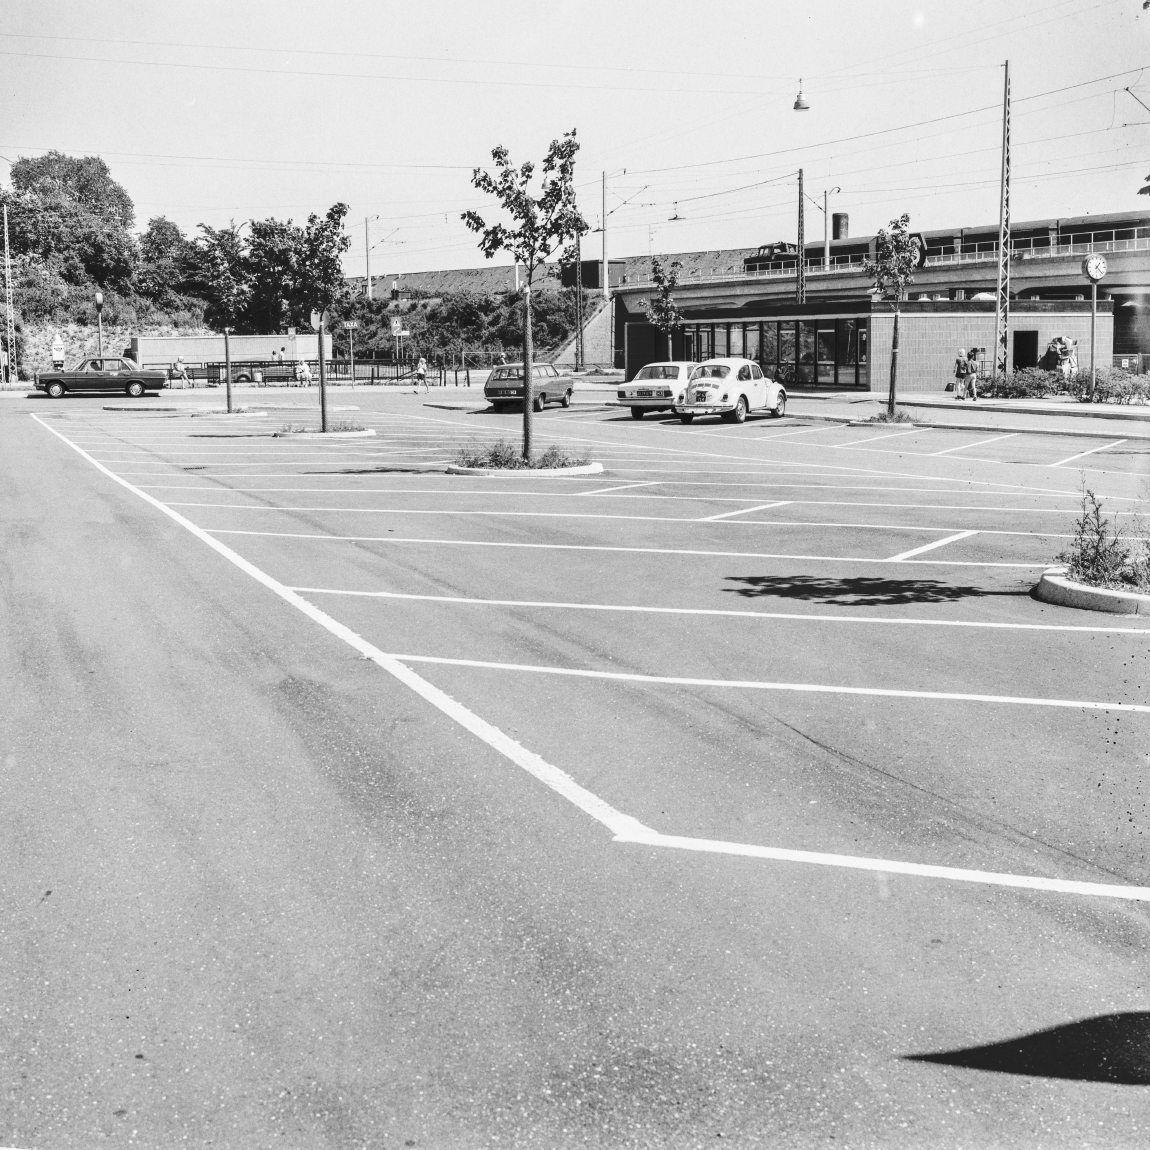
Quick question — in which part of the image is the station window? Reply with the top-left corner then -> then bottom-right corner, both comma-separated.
744,322 -> 761,363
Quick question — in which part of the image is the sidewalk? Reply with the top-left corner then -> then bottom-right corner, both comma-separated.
788,391 -> 1150,441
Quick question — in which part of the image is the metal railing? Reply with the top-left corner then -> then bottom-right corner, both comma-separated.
622,232 -> 1150,289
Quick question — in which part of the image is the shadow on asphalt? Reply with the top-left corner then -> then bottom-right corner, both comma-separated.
724,574 -> 1027,605
904,1013 -> 1150,1084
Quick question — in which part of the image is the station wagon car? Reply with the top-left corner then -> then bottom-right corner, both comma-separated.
484,362 -> 575,411
674,357 -> 786,424
36,357 -> 168,399
614,361 -> 695,418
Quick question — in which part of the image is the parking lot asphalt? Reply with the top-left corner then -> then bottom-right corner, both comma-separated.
4,389 -> 1150,1147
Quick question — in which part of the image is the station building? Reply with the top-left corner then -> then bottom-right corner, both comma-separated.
609,209 -> 1146,388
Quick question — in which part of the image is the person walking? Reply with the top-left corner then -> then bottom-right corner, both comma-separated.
414,355 -> 428,393
953,348 -> 971,401
965,348 -> 979,401
173,357 -> 191,389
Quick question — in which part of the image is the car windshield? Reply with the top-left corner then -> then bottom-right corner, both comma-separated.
690,364 -> 730,381
491,367 -> 524,381
635,365 -> 680,381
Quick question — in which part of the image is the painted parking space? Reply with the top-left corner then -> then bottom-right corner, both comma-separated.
32,407 -> 1150,906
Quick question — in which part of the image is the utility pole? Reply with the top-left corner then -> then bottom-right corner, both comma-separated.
601,170 -> 609,301
2,205 -> 15,387
993,59 -> 1012,381
574,228 -> 584,370
796,168 -> 806,305
224,326 -> 233,414
365,216 -> 372,299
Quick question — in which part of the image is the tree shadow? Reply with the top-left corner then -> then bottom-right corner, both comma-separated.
905,1013 -> 1150,1085
724,574 -> 1027,606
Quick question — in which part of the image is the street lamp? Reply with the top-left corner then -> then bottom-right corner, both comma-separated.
94,291 -> 104,356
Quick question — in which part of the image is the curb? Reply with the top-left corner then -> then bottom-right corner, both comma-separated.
271,428 -> 377,439
792,409 -> 1150,441
1033,566 -> 1150,616
446,461 -> 604,476
189,409 -> 268,418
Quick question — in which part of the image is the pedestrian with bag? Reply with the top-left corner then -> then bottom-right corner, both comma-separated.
953,348 -> 971,401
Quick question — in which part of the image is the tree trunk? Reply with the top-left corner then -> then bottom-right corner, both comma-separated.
887,304 -> 900,418
522,283 -> 534,461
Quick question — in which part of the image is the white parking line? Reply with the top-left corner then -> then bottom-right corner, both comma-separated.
210,528 -> 1043,569
886,530 -> 979,562
288,586 -> 1150,635
700,501 -> 792,521
833,429 -> 922,448
580,481 -> 661,496
1049,440 -> 1127,468
929,433 -> 1018,457
394,652 -> 1150,716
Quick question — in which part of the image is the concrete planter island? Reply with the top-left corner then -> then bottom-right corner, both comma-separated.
1035,565 -> 1150,616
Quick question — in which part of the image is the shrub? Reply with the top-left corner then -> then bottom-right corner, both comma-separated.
1070,367 -> 1150,405
455,438 -> 590,469
861,408 -> 913,424
274,420 -> 365,435
979,366 -> 1063,399
1056,488 -> 1150,591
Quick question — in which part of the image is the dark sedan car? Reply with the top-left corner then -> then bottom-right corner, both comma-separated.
36,357 -> 168,398
484,362 -> 574,411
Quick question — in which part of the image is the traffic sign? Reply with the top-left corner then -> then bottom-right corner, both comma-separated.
310,308 -> 327,330
390,318 -> 402,336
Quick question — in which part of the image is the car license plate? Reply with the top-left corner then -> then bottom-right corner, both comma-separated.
694,391 -> 709,402
635,389 -> 652,397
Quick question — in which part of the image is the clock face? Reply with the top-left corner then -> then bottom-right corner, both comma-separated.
1084,255 -> 1107,282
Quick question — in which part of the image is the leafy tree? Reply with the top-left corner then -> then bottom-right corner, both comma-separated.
463,130 -> 587,459
192,223 -> 251,331
294,203 -> 351,323
137,216 -> 197,308
863,212 -> 916,417
643,257 -> 683,358
10,152 -> 134,229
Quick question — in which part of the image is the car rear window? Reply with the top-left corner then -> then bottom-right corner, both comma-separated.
690,365 -> 730,381
490,367 -> 523,381
635,365 -> 680,380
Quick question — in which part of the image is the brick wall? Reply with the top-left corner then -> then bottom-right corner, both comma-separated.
868,307 -> 1113,393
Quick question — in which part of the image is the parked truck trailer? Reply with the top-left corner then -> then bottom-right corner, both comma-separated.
128,333 -> 331,373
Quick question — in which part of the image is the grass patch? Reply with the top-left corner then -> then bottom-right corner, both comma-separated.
274,420 -> 366,435
455,439 -> 591,469
1056,488 -> 1150,592
860,409 -> 913,424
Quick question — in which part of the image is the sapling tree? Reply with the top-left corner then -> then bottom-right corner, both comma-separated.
643,257 -> 683,359
463,130 -> 587,460
863,213 -> 917,417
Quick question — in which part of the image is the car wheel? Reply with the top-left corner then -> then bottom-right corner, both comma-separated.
126,381 -> 145,398
729,396 -> 748,424
561,390 -> 572,408
630,407 -> 645,419
772,390 -> 787,418
532,394 -> 544,412
46,381 -> 65,399
235,372 -> 252,384
679,413 -> 694,424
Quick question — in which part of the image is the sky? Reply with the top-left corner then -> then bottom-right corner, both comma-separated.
1,0 -> 1147,282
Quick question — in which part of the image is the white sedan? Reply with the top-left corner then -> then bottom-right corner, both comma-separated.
614,361 -> 695,419
674,357 -> 786,424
